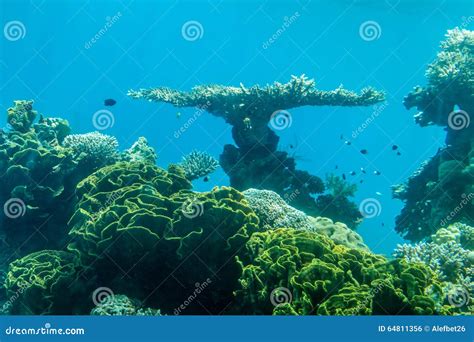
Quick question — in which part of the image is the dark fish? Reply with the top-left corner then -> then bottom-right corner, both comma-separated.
392,145 -> 398,150
360,149 -> 368,155
397,151 -> 401,156
335,165 -> 338,169
360,167 -> 366,174
381,222 -> 385,227
203,176 -> 209,182
360,180 -> 364,183
350,171 -> 356,176
340,134 -> 344,140
342,173 -> 346,180
104,98 -> 117,106
289,144 -> 294,149
345,141 -> 351,146
374,170 -> 381,176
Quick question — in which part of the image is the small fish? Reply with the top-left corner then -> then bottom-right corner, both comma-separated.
176,112 -> 182,119
360,167 -> 366,174
375,191 -> 382,196
360,149 -> 368,155
374,170 -> 381,176
289,144 -> 294,149
397,151 -> 401,156
350,171 -> 356,176
342,173 -> 346,180
203,176 -> 209,182
340,134 -> 344,140
104,98 -> 116,106
335,165 -> 339,169
392,145 -> 398,150
360,180 -> 364,184
345,141 -> 351,146
381,222 -> 385,227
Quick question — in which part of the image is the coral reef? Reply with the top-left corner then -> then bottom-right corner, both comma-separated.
63,131 -> 120,169
235,228 -> 447,315
394,28 -> 474,241
7,100 -> 37,133
243,188 -> 368,250
121,137 -> 157,164
179,150 -> 219,180
90,294 -> 161,316
128,75 -> 384,228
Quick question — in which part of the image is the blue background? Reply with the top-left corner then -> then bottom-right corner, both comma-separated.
1,0 -> 473,254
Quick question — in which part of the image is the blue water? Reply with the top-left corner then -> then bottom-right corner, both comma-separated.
1,0 -> 473,255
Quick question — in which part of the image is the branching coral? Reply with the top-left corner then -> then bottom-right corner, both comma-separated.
242,188 -> 367,250
90,294 -> 161,316
179,150 -> 219,180
235,228 -> 445,315
121,137 -> 157,164
128,75 -> 384,227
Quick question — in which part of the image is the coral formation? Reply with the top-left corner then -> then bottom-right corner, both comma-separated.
121,137 -> 157,164
235,228 -> 446,315
394,28 -> 474,241
243,188 -> 368,250
179,150 -> 219,180
7,100 -> 37,133
128,75 -> 384,228
90,294 -> 161,316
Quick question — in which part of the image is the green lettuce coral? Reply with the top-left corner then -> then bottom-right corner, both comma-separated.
235,228 -> 445,315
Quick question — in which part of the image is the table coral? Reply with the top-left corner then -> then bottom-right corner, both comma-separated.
128,75 -> 384,228
235,228 -> 445,315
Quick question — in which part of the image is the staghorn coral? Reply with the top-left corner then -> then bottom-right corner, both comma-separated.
179,150 -> 219,180
67,161 -> 259,314
242,188 -> 368,250
62,131 -> 120,169
4,250 -> 87,315
235,228 -> 445,315
90,294 -> 161,316
129,75 -> 384,227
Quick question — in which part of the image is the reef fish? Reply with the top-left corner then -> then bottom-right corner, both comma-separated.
104,98 -> 117,106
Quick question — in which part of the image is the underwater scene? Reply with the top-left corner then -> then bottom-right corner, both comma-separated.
0,0 -> 473,316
